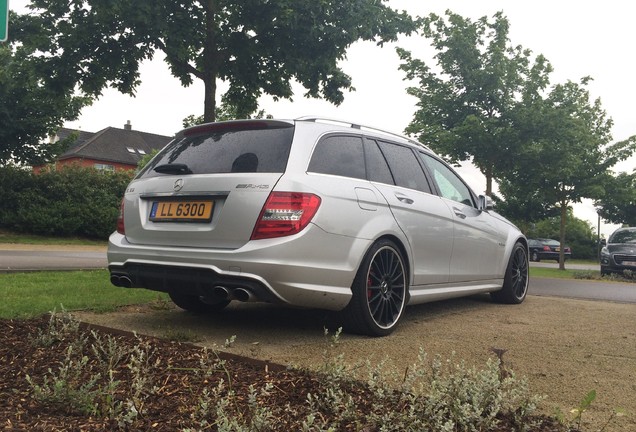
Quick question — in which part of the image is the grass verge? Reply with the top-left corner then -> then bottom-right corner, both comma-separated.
0,230 -> 107,247
0,269 -> 167,319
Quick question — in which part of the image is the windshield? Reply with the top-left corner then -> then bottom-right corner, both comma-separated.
609,229 -> 636,244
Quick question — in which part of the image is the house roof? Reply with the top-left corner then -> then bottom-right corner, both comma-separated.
57,125 -> 173,165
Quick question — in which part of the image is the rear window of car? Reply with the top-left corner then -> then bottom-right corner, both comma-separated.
138,123 -> 294,179
307,135 -> 366,179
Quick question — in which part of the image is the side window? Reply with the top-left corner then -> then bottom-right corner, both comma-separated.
377,141 -> 431,193
307,135 -> 366,180
420,153 -> 475,207
364,139 -> 394,185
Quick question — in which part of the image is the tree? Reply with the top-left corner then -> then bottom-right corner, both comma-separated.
17,0 -> 416,123
595,170 -> 636,226
527,211 -> 598,260
0,14 -> 91,166
505,78 -> 635,268
398,10 -> 552,195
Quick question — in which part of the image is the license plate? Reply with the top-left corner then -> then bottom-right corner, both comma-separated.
555,247 -> 560,252
623,261 -> 636,267
149,200 -> 213,222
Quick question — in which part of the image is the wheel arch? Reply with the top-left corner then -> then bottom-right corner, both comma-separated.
374,234 -> 411,289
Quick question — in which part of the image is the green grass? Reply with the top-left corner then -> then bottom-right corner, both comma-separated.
530,267 -> 595,279
0,270 -> 167,319
0,230 -> 106,247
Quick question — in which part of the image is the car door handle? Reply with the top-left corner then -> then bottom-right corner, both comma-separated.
453,207 -> 467,219
394,193 -> 414,205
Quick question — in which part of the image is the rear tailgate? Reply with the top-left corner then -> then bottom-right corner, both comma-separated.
123,174 -> 283,249
121,120 -> 294,250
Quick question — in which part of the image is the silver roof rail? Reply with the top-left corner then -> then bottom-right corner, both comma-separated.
296,116 -> 430,151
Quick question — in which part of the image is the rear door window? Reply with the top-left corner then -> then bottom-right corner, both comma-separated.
307,135 -> 366,179
364,139 -> 395,185
377,141 -> 432,193
139,123 -> 294,178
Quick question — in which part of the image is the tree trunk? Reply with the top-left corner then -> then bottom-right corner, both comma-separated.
558,201 -> 567,270
202,0 -> 218,123
203,77 -> 217,123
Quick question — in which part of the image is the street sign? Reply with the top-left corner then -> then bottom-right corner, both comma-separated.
0,0 -> 8,42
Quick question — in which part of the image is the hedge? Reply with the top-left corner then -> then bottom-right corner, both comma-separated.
0,165 -> 134,240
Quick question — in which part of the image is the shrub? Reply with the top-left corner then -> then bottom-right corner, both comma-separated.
0,165 -> 133,239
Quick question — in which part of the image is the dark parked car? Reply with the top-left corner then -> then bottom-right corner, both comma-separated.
600,227 -> 636,276
528,238 -> 572,262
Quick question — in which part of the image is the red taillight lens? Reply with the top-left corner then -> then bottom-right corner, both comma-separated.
543,246 -> 551,251
250,192 -> 321,240
116,199 -> 125,235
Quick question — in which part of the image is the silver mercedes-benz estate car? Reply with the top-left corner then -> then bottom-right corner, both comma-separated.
108,117 -> 529,336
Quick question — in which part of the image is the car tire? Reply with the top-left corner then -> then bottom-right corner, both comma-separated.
169,292 -> 231,313
531,251 -> 539,262
491,242 -> 529,304
342,239 -> 408,337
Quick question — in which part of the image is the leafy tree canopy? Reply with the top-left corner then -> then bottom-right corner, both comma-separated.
16,0 -> 416,122
398,10 -> 552,194
0,13 -> 91,166
595,170 -> 636,226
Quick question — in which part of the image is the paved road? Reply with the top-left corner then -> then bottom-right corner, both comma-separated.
529,276 -> 636,303
0,249 -> 107,272
2,247 -> 634,303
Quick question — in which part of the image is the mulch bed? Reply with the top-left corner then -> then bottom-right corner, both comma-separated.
0,315 -> 571,431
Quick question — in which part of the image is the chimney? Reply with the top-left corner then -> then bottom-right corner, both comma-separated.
124,120 -> 132,131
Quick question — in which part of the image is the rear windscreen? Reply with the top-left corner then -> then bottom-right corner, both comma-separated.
138,124 -> 294,179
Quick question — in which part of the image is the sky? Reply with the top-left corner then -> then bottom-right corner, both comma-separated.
9,0 -> 636,237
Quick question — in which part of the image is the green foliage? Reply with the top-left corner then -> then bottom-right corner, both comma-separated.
399,10 -> 552,195
595,170 -> 636,226
18,0 -> 416,122
0,22 -> 92,165
182,105 -> 272,128
136,148 -> 159,171
526,212 -> 599,259
0,165 -> 132,239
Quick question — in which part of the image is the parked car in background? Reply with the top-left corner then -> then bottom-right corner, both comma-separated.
108,117 -> 529,337
600,227 -> 636,276
528,238 -> 572,262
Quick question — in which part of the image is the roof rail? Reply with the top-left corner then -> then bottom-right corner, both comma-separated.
296,116 -> 430,151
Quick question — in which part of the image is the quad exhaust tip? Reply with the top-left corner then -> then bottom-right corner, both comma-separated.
213,285 -> 255,302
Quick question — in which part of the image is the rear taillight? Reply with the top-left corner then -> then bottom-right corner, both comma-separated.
251,192 -> 321,240
116,199 -> 125,235
543,246 -> 551,251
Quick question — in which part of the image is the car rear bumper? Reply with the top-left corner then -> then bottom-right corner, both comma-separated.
107,226 -> 370,311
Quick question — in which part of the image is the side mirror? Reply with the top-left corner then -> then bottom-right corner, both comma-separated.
478,195 -> 494,211
599,239 -> 607,247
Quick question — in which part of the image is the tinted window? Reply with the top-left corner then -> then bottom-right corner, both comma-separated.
609,229 -> 636,244
308,135 -> 366,179
364,140 -> 394,185
139,125 -> 294,178
420,153 -> 475,207
377,141 -> 431,193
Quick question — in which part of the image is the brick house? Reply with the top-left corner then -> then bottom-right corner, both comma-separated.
32,121 -> 172,173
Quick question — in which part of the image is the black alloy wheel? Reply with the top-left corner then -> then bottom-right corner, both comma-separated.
491,242 -> 529,304
344,239 -> 408,336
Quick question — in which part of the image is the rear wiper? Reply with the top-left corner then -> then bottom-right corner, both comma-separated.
153,163 -> 193,175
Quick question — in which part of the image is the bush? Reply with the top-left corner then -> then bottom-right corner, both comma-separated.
0,165 -> 133,239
